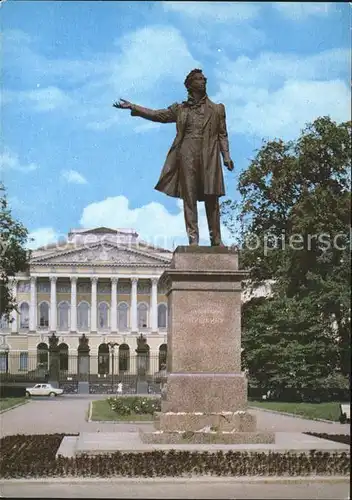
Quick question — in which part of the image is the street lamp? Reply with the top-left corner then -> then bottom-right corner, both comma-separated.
107,342 -> 119,391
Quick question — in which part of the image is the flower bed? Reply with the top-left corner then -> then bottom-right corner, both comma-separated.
304,433 -> 350,446
0,434 -> 350,478
107,396 -> 161,416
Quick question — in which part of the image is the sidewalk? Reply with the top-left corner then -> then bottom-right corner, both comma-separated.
1,397 -> 350,437
0,477 -> 350,499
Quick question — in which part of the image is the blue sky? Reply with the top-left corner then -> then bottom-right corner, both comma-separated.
1,1 -> 350,249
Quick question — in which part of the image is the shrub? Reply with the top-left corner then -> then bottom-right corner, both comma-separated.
107,396 -> 161,416
0,434 -> 350,478
304,433 -> 350,446
0,385 -> 26,398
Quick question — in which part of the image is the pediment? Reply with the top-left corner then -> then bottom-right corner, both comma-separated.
31,243 -> 171,266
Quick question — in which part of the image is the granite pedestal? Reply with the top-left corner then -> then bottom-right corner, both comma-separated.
141,246 -> 275,444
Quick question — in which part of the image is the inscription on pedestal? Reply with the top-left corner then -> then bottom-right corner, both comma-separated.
188,304 -> 224,325
190,316 -> 224,325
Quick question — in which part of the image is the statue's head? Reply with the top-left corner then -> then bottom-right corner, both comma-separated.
184,68 -> 207,93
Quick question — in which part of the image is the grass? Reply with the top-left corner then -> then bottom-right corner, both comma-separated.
0,397 -> 27,413
250,401 -> 344,421
90,399 -> 153,421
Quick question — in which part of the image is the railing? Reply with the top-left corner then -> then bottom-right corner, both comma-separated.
0,353 -> 167,384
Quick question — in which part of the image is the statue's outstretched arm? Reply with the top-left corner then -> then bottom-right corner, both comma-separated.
130,102 -> 178,124
113,99 -> 178,124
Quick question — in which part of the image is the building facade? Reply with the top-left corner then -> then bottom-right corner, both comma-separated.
0,228 -> 173,379
0,227 -> 271,385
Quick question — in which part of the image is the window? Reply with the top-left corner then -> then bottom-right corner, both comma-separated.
77,302 -> 90,330
0,315 -> 9,329
37,343 -> 48,369
158,344 -> 167,371
59,343 -> 68,371
117,303 -> 128,330
39,302 -> 49,327
19,352 -> 28,371
119,344 -> 130,371
20,302 -> 30,329
158,304 -> 167,328
0,352 -> 8,372
58,302 -> 70,331
98,344 -> 109,375
137,303 -> 148,328
98,302 -> 109,329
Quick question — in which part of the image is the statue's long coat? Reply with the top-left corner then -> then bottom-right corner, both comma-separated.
130,98 -> 230,201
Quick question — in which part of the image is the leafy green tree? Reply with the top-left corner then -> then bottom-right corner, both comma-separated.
222,117 -> 351,391
0,183 -> 31,319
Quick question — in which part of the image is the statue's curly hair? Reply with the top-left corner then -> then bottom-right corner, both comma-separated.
184,68 -> 207,89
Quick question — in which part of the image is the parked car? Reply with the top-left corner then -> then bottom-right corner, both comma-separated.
25,383 -> 64,397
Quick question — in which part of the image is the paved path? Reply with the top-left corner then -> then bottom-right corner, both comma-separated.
251,407 -> 350,434
0,395 -> 350,437
0,477 -> 350,499
0,396 -> 153,437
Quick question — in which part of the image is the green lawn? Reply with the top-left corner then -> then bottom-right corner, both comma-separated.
0,397 -> 27,412
90,399 -> 154,421
250,401 -> 343,421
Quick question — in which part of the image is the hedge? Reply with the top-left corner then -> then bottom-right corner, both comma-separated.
0,434 -> 350,478
305,433 -> 350,446
0,385 -> 26,399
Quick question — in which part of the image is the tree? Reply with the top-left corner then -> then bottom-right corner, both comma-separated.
0,183 -> 31,319
222,117 -> 351,391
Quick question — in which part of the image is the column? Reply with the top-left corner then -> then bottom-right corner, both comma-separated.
151,277 -> 158,332
131,277 -> 138,332
10,279 -> 17,333
110,277 -> 118,333
91,277 -> 98,333
49,276 -> 57,332
70,277 -> 77,332
29,276 -> 37,331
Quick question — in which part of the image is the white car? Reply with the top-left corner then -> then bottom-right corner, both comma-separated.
25,383 -> 64,397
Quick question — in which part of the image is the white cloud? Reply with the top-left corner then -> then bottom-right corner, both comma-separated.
163,1 -> 261,22
0,149 -> 38,173
80,195 -> 233,249
273,2 -> 334,20
110,26 -> 198,94
86,116 -> 121,132
134,121 -> 162,134
162,2 -> 266,58
61,170 -> 88,185
86,26 -> 198,130
212,49 -> 350,139
5,86 -> 73,112
25,86 -> 73,112
3,26 -> 198,131
4,29 -> 33,45
7,196 -> 31,213
27,227 -> 60,250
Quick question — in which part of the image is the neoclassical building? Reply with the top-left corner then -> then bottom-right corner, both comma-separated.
0,227 -> 271,379
0,227 -> 173,376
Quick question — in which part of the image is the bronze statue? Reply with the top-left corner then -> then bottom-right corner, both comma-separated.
113,69 -> 234,246
136,333 -> 148,353
78,333 -> 90,352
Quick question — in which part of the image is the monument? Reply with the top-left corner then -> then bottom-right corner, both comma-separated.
135,334 -> 149,394
140,246 -> 274,444
48,332 -> 60,388
77,334 -> 90,394
113,69 -> 274,443
113,68 -> 234,247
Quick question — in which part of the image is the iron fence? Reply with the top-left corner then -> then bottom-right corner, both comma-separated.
0,353 -> 167,394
